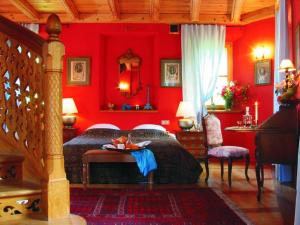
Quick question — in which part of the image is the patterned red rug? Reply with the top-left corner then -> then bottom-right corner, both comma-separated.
70,188 -> 251,225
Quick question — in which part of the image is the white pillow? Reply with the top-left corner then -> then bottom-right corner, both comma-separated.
87,123 -> 120,130
133,124 -> 166,132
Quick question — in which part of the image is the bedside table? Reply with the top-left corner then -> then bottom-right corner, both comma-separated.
63,127 -> 78,143
176,130 -> 209,182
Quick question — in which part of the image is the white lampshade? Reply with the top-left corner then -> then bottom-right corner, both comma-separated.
62,98 -> 78,114
176,101 -> 196,118
279,59 -> 296,72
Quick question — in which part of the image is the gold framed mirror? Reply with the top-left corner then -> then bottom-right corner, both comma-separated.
118,49 -> 142,98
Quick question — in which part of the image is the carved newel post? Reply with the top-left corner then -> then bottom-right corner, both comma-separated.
42,14 -> 70,220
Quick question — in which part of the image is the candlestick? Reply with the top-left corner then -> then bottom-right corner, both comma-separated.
254,101 -> 258,125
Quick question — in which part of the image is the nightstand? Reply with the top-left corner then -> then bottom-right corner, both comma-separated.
176,130 -> 209,182
63,127 -> 78,143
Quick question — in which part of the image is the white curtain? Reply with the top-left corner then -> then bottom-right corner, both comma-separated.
21,23 -> 39,34
181,25 -> 226,124
274,0 -> 292,183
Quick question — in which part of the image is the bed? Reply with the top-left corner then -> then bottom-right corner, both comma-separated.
63,128 -> 202,184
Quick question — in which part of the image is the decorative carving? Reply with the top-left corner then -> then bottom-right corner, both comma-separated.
0,32 -> 45,176
46,14 -> 62,41
0,195 -> 41,219
0,14 -> 73,222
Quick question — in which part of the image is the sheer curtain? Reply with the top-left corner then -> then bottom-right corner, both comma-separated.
21,23 -> 39,34
181,25 -> 226,124
274,0 -> 292,182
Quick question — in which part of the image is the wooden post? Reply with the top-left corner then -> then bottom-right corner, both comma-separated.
41,14 -> 70,220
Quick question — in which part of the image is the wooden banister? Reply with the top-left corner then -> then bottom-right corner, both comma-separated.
0,13 -> 77,222
0,15 -> 45,56
41,14 -> 70,220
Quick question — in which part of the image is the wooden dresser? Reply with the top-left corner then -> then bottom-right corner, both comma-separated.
176,131 -> 207,159
63,127 -> 78,143
176,130 -> 208,182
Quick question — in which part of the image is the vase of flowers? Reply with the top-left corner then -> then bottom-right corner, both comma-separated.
275,73 -> 299,105
224,98 -> 233,110
221,81 -> 249,110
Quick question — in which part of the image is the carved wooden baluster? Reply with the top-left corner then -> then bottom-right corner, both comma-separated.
42,14 -> 70,219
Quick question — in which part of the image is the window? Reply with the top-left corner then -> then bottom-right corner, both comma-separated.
206,43 -> 233,109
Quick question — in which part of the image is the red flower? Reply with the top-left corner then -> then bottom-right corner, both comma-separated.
221,81 -> 249,104
277,96 -> 282,102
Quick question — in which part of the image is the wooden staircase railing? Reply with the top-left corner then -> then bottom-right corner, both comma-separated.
0,14 -> 84,224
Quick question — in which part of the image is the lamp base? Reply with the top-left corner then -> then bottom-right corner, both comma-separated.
178,118 -> 194,131
63,115 -> 76,128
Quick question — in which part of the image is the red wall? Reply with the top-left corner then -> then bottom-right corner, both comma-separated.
292,0 -> 300,65
41,18 -> 276,161
292,0 -> 300,27
220,18 -> 275,160
55,24 -> 183,132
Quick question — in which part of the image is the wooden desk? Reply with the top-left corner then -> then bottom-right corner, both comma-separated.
82,150 -> 154,188
226,122 -> 298,201
224,126 -> 258,132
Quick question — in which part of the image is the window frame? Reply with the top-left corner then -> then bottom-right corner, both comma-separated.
206,42 -> 233,110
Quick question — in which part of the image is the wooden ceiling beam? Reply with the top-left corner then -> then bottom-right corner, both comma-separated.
241,6 -> 275,24
58,0 -> 79,19
190,0 -> 201,22
8,0 -> 39,20
231,0 -> 245,23
0,12 -> 243,25
150,0 -> 160,22
107,0 -> 120,20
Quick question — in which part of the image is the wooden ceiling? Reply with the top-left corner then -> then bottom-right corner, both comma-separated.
0,0 -> 275,25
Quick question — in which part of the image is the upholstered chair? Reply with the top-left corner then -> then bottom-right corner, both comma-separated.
202,114 -> 250,187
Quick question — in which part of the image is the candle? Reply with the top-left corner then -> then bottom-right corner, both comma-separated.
254,101 -> 258,125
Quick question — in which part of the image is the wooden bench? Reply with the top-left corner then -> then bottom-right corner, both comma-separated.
82,150 -> 154,188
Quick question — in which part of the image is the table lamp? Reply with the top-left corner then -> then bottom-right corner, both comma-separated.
176,101 -> 196,131
279,59 -> 296,89
62,98 -> 78,128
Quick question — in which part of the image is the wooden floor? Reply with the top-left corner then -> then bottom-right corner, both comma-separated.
199,163 -> 296,225
72,162 -> 296,225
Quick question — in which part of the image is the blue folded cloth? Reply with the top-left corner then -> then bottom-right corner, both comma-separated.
130,149 -> 157,176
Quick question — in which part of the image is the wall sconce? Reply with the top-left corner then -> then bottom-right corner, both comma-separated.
254,46 -> 271,60
62,98 -> 78,128
118,81 -> 130,92
176,101 -> 196,131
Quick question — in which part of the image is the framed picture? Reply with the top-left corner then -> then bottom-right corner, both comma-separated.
295,23 -> 300,72
254,59 -> 271,85
160,59 -> 182,87
67,57 -> 90,85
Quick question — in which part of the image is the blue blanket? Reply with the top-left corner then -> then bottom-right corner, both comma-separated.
131,149 -> 157,176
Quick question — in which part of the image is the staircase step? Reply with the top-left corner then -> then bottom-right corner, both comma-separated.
1,214 -> 87,225
0,180 -> 41,198
0,181 -> 42,222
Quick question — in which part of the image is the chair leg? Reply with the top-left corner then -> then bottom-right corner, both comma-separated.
245,154 -> 250,181
228,158 -> 232,187
205,158 -> 209,183
220,158 -> 224,181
